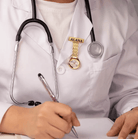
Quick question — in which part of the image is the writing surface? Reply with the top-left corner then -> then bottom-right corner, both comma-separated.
19,118 -> 134,139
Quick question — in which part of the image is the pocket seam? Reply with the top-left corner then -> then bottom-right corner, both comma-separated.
92,53 -> 121,72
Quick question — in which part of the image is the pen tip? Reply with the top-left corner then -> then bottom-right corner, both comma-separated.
72,127 -> 79,138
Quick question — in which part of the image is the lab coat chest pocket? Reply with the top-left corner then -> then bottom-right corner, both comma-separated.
92,53 -> 121,71
89,53 -> 121,105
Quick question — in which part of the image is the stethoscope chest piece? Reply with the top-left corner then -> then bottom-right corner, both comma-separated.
88,41 -> 104,58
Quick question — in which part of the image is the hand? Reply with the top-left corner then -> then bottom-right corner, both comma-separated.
107,107 -> 138,139
24,101 -> 80,139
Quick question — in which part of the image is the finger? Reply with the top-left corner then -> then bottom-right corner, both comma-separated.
71,112 -> 80,126
35,132 -> 54,139
63,114 -> 72,124
44,102 -> 73,124
107,115 -> 125,136
54,103 -> 73,125
47,114 -> 71,133
134,125 -> 138,139
46,124 -> 66,138
54,103 -> 72,117
119,118 -> 137,139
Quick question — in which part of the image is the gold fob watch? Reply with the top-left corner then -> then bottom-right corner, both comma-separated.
68,37 -> 84,70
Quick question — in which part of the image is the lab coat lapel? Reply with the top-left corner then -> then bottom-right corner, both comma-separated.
57,0 -> 93,68
12,0 -> 59,60
12,0 -> 31,12
22,11 -> 59,61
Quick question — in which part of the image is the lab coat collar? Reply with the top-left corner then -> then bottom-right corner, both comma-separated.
12,0 -> 97,13
57,0 -> 93,67
12,0 -> 31,12
12,0 -> 95,64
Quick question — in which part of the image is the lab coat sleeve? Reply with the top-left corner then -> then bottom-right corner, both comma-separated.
0,102 -> 13,124
109,0 -> 138,120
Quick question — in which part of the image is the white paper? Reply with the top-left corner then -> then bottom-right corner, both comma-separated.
62,118 -> 117,139
19,118 -> 134,139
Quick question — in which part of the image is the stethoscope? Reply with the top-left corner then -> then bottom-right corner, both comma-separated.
10,0 -> 104,106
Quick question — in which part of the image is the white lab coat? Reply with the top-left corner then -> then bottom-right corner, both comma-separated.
0,0 -> 138,123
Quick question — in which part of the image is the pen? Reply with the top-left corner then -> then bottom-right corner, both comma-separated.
38,73 -> 79,138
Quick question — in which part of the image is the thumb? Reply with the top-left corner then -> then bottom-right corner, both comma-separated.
107,115 -> 125,136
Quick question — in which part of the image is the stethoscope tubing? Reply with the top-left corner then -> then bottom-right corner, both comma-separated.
10,0 -> 93,106
10,0 -> 59,105
50,44 -> 59,99
16,19 -> 53,43
10,42 -> 28,105
31,0 -> 37,19
84,0 -> 96,42
16,0 -> 52,43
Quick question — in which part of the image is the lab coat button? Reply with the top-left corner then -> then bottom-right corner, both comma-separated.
57,66 -> 66,74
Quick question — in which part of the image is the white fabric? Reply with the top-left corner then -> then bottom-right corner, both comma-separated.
0,0 -> 138,125
0,134 -> 17,139
37,0 -> 77,50
0,103 -> 12,123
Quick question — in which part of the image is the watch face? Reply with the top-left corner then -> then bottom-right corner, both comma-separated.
68,58 -> 80,70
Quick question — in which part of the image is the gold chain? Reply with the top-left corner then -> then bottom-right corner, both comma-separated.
68,37 -> 84,70
72,42 -> 79,58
